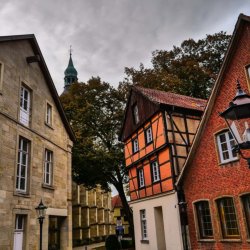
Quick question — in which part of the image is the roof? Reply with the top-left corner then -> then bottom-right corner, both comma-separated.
176,13 -> 250,185
134,86 -> 207,112
112,195 -> 123,208
0,34 -> 76,142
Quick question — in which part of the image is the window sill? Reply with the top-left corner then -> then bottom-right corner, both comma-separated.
141,239 -> 149,244
198,239 -> 216,243
45,122 -> 54,130
42,183 -> 55,190
219,158 -> 239,166
13,191 -> 31,198
219,239 -> 241,243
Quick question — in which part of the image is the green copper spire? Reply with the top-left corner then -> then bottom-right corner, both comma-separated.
64,46 -> 78,89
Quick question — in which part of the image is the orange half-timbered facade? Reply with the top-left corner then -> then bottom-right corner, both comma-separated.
120,86 -> 206,250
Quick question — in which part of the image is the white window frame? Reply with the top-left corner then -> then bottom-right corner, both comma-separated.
133,105 -> 139,124
151,161 -> 160,182
44,149 -> 53,186
16,137 -> 29,192
132,138 -> 139,153
46,103 -> 52,126
217,131 -> 237,164
145,126 -> 153,144
140,209 -> 148,240
20,86 -> 31,126
138,169 -> 145,188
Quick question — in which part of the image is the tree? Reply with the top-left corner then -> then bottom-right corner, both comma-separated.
60,77 -> 134,236
122,31 -> 231,99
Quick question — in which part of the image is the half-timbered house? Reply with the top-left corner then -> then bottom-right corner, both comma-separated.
120,86 -> 206,250
177,14 -> 250,250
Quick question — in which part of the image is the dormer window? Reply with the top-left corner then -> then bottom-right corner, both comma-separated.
133,104 -> 140,124
132,137 -> 139,153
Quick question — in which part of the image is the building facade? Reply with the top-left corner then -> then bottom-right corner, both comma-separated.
72,183 -> 115,247
177,14 -> 250,250
0,35 -> 74,250
112,194 -> 130,236
120,86 -> 206,250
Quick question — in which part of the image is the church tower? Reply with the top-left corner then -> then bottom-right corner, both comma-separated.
64,47 -> 78,90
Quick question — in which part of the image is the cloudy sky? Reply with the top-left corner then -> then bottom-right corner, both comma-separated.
1,0 -> 249,94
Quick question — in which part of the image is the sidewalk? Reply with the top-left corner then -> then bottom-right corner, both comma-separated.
73,242 -> 105,250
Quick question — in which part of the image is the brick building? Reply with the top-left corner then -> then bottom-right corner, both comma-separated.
0,35 -> 75,250
177,14 -> 250,249
120,86 -> 206,249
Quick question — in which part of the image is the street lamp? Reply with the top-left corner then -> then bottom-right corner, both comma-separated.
219,80 -> 250,166
35,199 -> 47,250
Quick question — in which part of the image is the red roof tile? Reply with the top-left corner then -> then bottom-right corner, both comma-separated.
134,86 -> 207,112
112,195 -> 123,208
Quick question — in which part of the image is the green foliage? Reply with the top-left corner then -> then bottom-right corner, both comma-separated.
105,235 -> 121,250
122,31 -> 231,99
61,77 -> 125,190
61,77 -> 134,237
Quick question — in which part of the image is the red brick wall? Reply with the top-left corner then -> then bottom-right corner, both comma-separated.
183,21 -> 250,249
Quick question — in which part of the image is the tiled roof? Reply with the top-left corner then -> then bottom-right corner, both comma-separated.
112,195 -> 123,208
134,86 -> 207,111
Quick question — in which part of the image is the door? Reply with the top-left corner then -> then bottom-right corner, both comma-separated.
13,215 -> 24,250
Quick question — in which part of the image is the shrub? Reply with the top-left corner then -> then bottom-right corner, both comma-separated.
105,235 -> 120,250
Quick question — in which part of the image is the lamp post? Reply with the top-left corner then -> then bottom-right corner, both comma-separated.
35,200 -> 47,250
220,80 -> 250,166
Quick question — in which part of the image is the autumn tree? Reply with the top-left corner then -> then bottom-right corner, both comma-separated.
122,31 -> 231,99
60,77 -> 134,235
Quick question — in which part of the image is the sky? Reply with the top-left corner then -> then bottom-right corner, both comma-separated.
1,0 -> 249,94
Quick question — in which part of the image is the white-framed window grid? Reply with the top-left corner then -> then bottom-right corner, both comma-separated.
46,103 -> 52,126
151,161 -> 160,182
217,131 -> 237,163
138,168 -> 145,188
132,138 -> 139,153
145,126 -> 153,144
140,209 -> 148,240
44,149 -> 53,186
16,137 -> 29,192
133,105 -> 140,124
20,86 -> 31,126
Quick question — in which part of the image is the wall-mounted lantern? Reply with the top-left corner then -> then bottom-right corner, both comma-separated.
220,80 -> 250,166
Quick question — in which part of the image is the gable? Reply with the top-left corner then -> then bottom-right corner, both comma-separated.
120,88 -> 160,142
177,14 -> 250,185
0,35 -> 75,142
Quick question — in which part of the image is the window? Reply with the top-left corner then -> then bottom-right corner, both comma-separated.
46,103 -> 52,126
133,104 -> 140,124
145,126 -> 153,144
217,197 -> 240,238
16,137 -> 30,192
217,131 -> 237,163
140,209 -> 148,240
44,149 -> 53,186
241,194 -> 250,236
20,86 -> 31,126
132,137 -> 139,153
246,65 -> 250,80
195,201 -> 213,239
151,160 -> 160,182
138,168 -> 145,188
